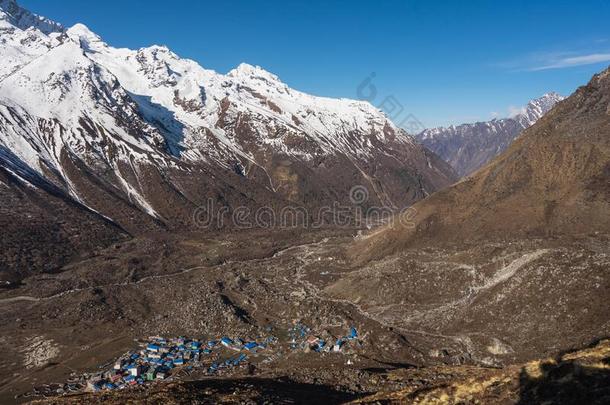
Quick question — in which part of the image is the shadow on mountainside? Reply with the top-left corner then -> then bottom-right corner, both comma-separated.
517,351 -> 610,405
127,92 -> 186,157
36,377 -> 368,404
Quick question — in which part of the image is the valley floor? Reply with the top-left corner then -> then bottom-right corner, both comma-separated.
0,229 -> 608,404
29,339 -> 610,404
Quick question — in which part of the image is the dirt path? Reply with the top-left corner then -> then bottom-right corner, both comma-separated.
0,296 -> 40,303
0,238 -> 334,306
473,248 -> 549,292
0,265 -> 209,305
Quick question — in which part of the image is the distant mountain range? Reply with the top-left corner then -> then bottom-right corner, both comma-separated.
415,93 -> 564,176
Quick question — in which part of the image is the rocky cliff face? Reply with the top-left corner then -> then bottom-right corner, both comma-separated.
415,93 -> 564,176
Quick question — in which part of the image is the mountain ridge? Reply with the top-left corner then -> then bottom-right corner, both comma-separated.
0,0 -> 63,34
415,92 -> 564,176
0,1 -> 457,281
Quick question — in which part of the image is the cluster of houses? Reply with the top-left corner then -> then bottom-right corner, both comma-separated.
289,323 -> 359,353
80,325 -> 360,393
85,335 -> 266,392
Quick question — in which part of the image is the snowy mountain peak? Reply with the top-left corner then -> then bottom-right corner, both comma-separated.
228,63 -> 282,85
0,0 -> 458,226
66,23 -> 102,46
526,92 -> 563,110
526,92 -> 563,111
521,92 -> 565,126
145,44 -> 173,54
0,0 -> 63,34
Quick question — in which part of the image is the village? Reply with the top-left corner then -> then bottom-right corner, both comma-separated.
25,324 -> 360,398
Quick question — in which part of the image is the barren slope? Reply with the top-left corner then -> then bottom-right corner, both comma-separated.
358,67 -> 610,260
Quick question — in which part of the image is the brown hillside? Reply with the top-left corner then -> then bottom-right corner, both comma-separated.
357,67 -> 610,260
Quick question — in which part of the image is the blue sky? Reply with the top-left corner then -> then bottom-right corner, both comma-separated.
20,0 -> 610,128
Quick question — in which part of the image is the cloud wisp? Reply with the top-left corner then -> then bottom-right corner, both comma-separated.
529,53 -> 610,71
497,40 -> 610,72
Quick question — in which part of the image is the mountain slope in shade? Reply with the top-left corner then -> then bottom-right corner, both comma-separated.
0,0 -> 456,231
0,0 -> 61,34
358,67 -> 610,259
0,145 -> 126,283
416,93 -> 564,177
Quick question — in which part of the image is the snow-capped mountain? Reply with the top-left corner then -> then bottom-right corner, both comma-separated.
415,93 -> 564,177
0,0 -> 457,251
